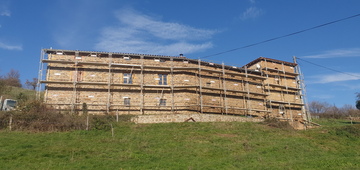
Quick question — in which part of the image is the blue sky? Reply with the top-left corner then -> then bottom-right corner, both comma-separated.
0,0 -> 359,107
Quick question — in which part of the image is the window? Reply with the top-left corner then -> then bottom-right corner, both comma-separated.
77,71 -> 82,82
124,98 -> 130,106
274,75 -> 280,84
159,99 -> 166,106
279,104 -> 285,115
123,73 -> 133,84
158,74 -> 167,85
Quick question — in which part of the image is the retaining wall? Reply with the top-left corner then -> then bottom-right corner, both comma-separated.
131,114 -> 264,124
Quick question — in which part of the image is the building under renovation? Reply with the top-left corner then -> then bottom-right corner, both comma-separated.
37,49 -> 311,128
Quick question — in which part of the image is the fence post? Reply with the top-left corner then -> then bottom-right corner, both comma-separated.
110,123 -> 114,137
86,114 -> 89,131
9,114 -> 12,131
116,110 -> 119,122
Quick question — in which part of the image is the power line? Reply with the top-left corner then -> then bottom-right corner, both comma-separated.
296,57 -> 360,79
201,13 -> 360,59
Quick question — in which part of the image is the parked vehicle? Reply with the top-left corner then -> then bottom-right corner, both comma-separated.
0,96 -> 17,111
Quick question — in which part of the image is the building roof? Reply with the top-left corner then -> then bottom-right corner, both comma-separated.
43,49 -> 295,73
43,49 -> 186,59
244,57 -> 297,68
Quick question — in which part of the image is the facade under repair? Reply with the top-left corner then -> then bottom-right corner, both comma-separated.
37,49 -> 312,129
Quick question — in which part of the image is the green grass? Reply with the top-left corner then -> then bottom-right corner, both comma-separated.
1,86 -> 37,101
0,119 -> 359,169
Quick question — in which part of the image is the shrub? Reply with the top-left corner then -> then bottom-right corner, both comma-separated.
262,118 -> 294,130
0,100 -> 86,132
91,115 -> 115,131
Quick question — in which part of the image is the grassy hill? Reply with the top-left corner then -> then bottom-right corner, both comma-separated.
0,119 -> 359,169
1,86 -> 36,102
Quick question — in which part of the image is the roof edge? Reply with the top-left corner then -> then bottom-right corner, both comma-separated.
244,57 -> 297,68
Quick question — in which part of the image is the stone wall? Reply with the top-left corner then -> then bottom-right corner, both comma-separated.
131,113 -> 264,124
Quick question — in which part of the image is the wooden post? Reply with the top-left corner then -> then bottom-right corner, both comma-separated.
86,114 -> 89,131
116,109 -> 119,122
9,114 -> 12,131
110,123 -> 114,137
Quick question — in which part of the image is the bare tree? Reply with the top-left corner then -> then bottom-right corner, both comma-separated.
4,69 -> 21,87
25,78 -> 38,90
340,104 -> 359,117
308,101 -> 330,114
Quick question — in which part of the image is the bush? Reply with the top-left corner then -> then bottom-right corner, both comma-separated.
0,100 -> 86,132
91,115 -> 115,131
0,99 -> 136,132
262,118 -> 294,130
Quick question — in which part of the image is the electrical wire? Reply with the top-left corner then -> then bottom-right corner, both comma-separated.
201,13 -> 360,59
296,57 -> 360,79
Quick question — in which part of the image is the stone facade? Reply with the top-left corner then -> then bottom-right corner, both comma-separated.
39,49 -> 310,128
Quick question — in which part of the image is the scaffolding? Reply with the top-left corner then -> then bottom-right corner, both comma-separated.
37,49 -> 309,128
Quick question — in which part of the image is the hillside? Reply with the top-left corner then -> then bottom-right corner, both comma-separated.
0,119 -> 359,169
0,86 -> 36,101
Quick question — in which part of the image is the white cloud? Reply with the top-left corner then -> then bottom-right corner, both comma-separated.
240,7 -> 263,20
339,83 -> 360,90
51,0 -> 106,49
0,2 -> 11,17
311,94 -> 334,100
0,42 -> 22,50
95,8 -> 217,55
302,48 -> 360,58
0,10 -> 10,17
310,73 -> 360,83
249,0 -> 256,4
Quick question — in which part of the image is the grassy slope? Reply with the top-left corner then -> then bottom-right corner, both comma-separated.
1,86 -> 36,101
0,120 -> 359,169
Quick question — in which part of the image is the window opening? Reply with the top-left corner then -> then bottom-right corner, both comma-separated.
75,55 -> 82,60
279,104 -> 285,115
159,99 -> 166,106
123,73 -> 133,84
158,74 -> 167,85
275,75 -> 280,84
77,71 -> 82,82
124,98 -> 130,106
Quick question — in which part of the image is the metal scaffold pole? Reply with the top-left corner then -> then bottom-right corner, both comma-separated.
222,63 -> 228,115
198,59 -> 203,114
140,56 -> 144,114
245,66 -> 250,116
170,58 -> 175,114
36,49 -> 45,100
107,53 -> 113,114
293,56 -> 311,123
